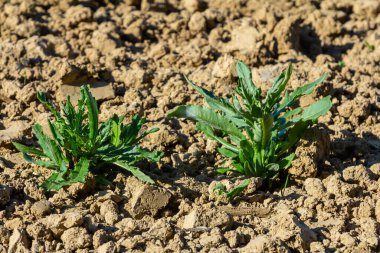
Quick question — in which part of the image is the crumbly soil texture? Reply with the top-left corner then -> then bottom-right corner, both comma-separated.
0,0 -> 380,252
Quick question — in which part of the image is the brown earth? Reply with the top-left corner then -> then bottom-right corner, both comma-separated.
0,0 -> 380,252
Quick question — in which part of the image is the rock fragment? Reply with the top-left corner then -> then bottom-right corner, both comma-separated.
0,185 -> 11,205
188,12 -> 206,32
147,219 -> 174,240
97,241 -> 117,253
40,211 -> 84,236
31,200 -> 52,218
226,19 -> 260,53
289,127 -> 330,181
26,222 -> 52,240
58,82 -> 115,103
100,200 -> 119,225
0,226 -> 11,245
65,5 -> 92,27
8,229 -> 30,253
182,207 -> 232,230
91,31 -> 119,54
353,0 -> 380,17
239,235 -> 289,253
61,227 -> 91,250
0,121 -> 29,147
183,0 -> 200,13
272,17 -> 301,54
270,212 -> 317,251
129,184 -> 171,218
304,178 -> 326,197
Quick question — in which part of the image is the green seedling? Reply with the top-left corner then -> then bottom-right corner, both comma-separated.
338,61 -> 345,68
169,61 -> 332,199
13,85 -> 162,190
364,41 -> 375,52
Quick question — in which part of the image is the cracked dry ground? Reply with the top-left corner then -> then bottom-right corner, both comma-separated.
0,0 -> 380,252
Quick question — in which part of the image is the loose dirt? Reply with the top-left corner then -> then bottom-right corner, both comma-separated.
0,0 -> 379,252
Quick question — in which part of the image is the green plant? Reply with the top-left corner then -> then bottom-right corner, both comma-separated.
168,61 -> 332,199
364,41 -> 375,52
13,85 -> 162,190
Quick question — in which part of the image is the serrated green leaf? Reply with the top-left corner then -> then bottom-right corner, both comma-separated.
185,76 -> 241,120
23,153 -> 56,168
264,64 -> 292,112
261,114 -> 273,147
297,96 -> 332,122
114,161 -> 155,184
216,167 -> 232,174
168,105 -> 245,143
37,91 -> 61,119
122,115 -> 145,145
82,85 -> 99,145
226,179 -> 250,200
33,124 -> 63,166
278,153 -> 296,169
217,147 -> 238,158
41,161 -> 68,190
13,142 -> 46,157
67,158 -> 89,183
213,183 -> 227,195
277,73 -> 327,114
283,108 -> 302,119
278,121 -> 309,155
236,61 -> 261,102
197,123 -> 239,152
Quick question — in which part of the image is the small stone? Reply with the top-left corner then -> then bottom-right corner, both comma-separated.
65,5 -> 92,27
0,80 -> 21,99
182,207 -> 232,230
147,219 -> 174,240
100,200 -> 119,225
226,19 -> 260,53
97,241 -> 117,253
61,227 -> 91,250
141,0 -> 174,12
31,200 -> 52,218
26,222 -> 52,240
0,185 -> 11,205
342,165 -> 373,188
199,228 -> 224,249
240,235 -> 288,253
375,201 -> 380,223
93,229 -> 109,249
91,31 -> 118,54
340,232 -> 356,247
58,82 -> 115,103
188,12 -> 206,32
4,218 -> 23,230
304,178 -> 326,197
40,211 -> 84,236
212,54 -> 236,80
8,229 -> 30,253
272,17 -> 301,54
115,218 -> 137,235
149,43 -> 169,60
0,121 -> 29,147
183,0 -> 200,13
0,226 -> 11,245
369,163 -> 380,176
353,0 -> 380,17
129,185 -> 171,218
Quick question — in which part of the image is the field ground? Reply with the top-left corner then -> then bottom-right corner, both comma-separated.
0,0 -> 380,252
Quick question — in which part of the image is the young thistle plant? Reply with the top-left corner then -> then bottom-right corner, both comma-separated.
13,85 -> 162,190
169,61 -> 332,199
